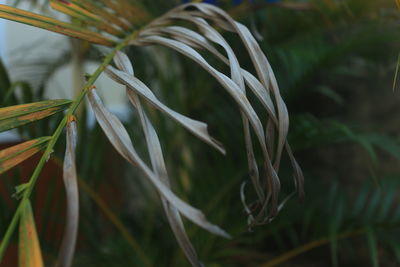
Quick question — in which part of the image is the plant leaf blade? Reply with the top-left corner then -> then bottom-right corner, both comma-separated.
19,200 -> 44,267
0,4 -> 114,46
106,66 -> 226,155
0,137 -> 51,174
0,99 -> 72,132
57,117 -> 79,267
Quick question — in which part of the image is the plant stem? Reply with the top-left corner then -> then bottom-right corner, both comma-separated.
0,31 -> 138,263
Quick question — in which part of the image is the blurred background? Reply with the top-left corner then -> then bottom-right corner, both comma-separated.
1,0 -> 400,266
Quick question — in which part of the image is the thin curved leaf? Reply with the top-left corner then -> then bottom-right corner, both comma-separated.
105,66 -> 225,155
57,117 -> 79,267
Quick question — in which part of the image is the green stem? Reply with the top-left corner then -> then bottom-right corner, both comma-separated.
0,32 -> 137,263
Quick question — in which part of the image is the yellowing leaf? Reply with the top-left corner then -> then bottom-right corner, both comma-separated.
50,0 -> 101,22
19,200 -> 44,267
49,0 -> 123,37
0,99 -> 72,132
70,0 -> 131,31
0,4 -> 114,46
0,137 -> 51,174
98,0 -> 150,25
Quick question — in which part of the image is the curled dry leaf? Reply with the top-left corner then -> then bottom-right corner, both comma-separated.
133,36 -> 267,151
19,200 -> 44,267
142,25 -> 277,120
175,3 -> 291,171
105,65 -> 225,155
0,137 -> 51,175
57,117 -> 79,267
87,87 -> 230,238
0,99 -> 72,132
113,51 -> 202,267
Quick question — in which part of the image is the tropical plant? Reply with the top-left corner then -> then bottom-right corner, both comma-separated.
0,1 -> 306,266
1,0 -> 400,266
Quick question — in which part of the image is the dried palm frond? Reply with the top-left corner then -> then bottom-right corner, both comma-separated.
98,3 -> 303,264
0,2 -> 304,266
128,3 -> 304,224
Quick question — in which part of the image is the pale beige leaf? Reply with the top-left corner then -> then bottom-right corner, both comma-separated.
57,117 -> 79,267
106,65 -> 225,155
